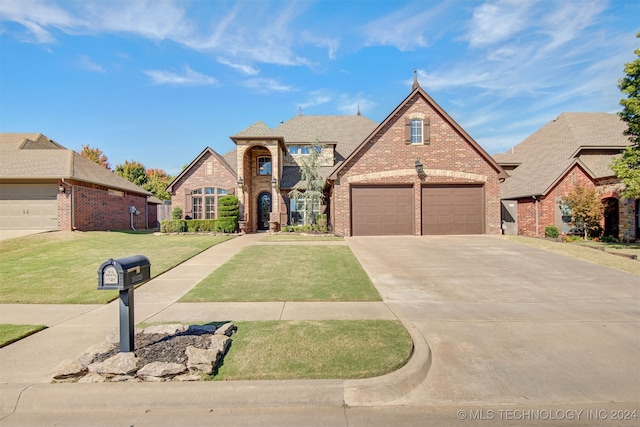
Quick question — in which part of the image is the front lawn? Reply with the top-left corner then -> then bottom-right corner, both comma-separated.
0,324 -> 47,348
0,232 -> 233,304
214,320 -> 412,380
180,245 -> 381,302
503,236 -> 640,275
260,234 -> 344,242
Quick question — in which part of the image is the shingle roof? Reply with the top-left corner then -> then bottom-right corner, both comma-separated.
494,113 -> 630,199
0,133 -> 152,195
231,115 -> 378,162
280,165 -> 336,189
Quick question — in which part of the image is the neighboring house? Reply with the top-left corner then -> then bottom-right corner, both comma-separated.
168,77 -> 507,236
493,112 -> 638,241
0,133 -> 160,231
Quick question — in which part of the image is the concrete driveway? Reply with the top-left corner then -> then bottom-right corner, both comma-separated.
346,235 -> 640,407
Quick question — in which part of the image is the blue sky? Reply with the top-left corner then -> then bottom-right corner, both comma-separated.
1,0 -> 638,176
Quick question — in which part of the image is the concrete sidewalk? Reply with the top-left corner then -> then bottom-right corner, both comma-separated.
0,233 -> 431,420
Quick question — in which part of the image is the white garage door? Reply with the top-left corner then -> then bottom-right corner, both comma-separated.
0,184 -> 58,229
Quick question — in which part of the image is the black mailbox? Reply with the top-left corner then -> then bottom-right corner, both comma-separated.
97,255 -> 151,291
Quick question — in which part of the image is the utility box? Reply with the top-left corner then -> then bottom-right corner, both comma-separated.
97,255 -> 151,291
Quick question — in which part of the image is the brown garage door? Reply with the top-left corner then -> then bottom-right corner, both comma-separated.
351,186 -> 413,236
422,185 -> 484,235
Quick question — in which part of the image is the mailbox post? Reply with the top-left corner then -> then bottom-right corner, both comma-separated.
97,255 -> 151,352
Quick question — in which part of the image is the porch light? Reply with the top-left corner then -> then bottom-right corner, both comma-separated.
237,177 -> 244,188
415,159 -> 424,175
58,185 -> 65,194
271,177 -> 278,188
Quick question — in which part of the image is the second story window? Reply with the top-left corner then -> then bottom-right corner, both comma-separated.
410,119 -> 423,144
257,156 -> 271,175
289,146 -> 299,155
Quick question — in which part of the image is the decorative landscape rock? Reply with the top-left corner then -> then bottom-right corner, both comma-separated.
215,322 -> 237,336
186,346 -> 218,375
50,359 -> 87,380
88,352 -> 138,375
137,361 -> 186,380
50,322 -> 236,383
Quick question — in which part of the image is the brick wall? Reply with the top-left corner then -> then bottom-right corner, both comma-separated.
170,150 -> 237,219
332,93 -> 503,236
514,165 -> 637,241
56,180 -> 150,231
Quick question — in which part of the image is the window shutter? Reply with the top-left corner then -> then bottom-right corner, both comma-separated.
424,117 -> 430,142
404,118 -> 411,143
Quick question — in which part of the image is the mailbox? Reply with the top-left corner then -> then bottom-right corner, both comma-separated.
97,255 -> 151,291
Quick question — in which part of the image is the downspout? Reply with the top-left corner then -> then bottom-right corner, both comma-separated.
533,195 -> 539,237
130,207 -> 136,231
61,178 -> 75,230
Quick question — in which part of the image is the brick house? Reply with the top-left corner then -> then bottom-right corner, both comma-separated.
169,77 -> 507,236
0,133 -> 160,231
493,112 -> 638,241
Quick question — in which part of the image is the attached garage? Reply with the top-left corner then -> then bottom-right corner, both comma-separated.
351,186 -> 413,236
0,183 -> 58,230
422,185 -> 484,235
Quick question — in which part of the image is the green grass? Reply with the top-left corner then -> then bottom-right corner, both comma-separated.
502,236 -> 640,275
0,324 -> 47,348
577,241 -> 640,257
0,231 -> 233,304
260,234 -> 344,242
180,245 -> 381,302
214,320 -> 413,380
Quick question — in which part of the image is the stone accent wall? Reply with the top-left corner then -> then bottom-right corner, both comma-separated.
332,93 -> 503,236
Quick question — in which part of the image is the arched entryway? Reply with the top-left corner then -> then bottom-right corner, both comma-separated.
257,192 -> 271,231
603,197 -> 619,238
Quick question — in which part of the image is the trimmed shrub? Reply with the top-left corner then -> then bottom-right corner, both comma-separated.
186,220 -> 217,232
160,220 -> 187,233
217,195 -> 239,233
171,207 -> 183,220
545,226 -> 559,238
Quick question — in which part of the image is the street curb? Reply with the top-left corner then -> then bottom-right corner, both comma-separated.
343,320 -> 432,407
4,322 -> 431,414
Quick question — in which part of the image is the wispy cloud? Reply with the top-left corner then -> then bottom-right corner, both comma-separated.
217,57 -> 259,76
361,3 -> 450,51
143,65 -> 217,86
299,89 -> 333,110
243,77 -> 294,93
464,0 -> 531,48
0,0 -> 76,43
78,54 -> 105,73
337,93 -> 377,116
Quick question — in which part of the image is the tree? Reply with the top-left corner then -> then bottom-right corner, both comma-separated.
613,33 -> 640,199
144,168 -> 173,201
561,185 -> 604,240
287,145 -> 325,226
80,145 -> 110,169
115,160 -> 147,187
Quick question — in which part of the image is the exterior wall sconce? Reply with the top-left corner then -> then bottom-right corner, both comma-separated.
237,177 -> 244,188
58,185 -> 66,194
415,159 -> 424,175
271,177 -> 278,188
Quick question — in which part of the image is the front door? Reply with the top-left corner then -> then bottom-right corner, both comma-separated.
257,192 -> 271,230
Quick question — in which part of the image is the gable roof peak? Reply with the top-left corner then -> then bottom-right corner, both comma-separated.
412,69 -> 420,91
